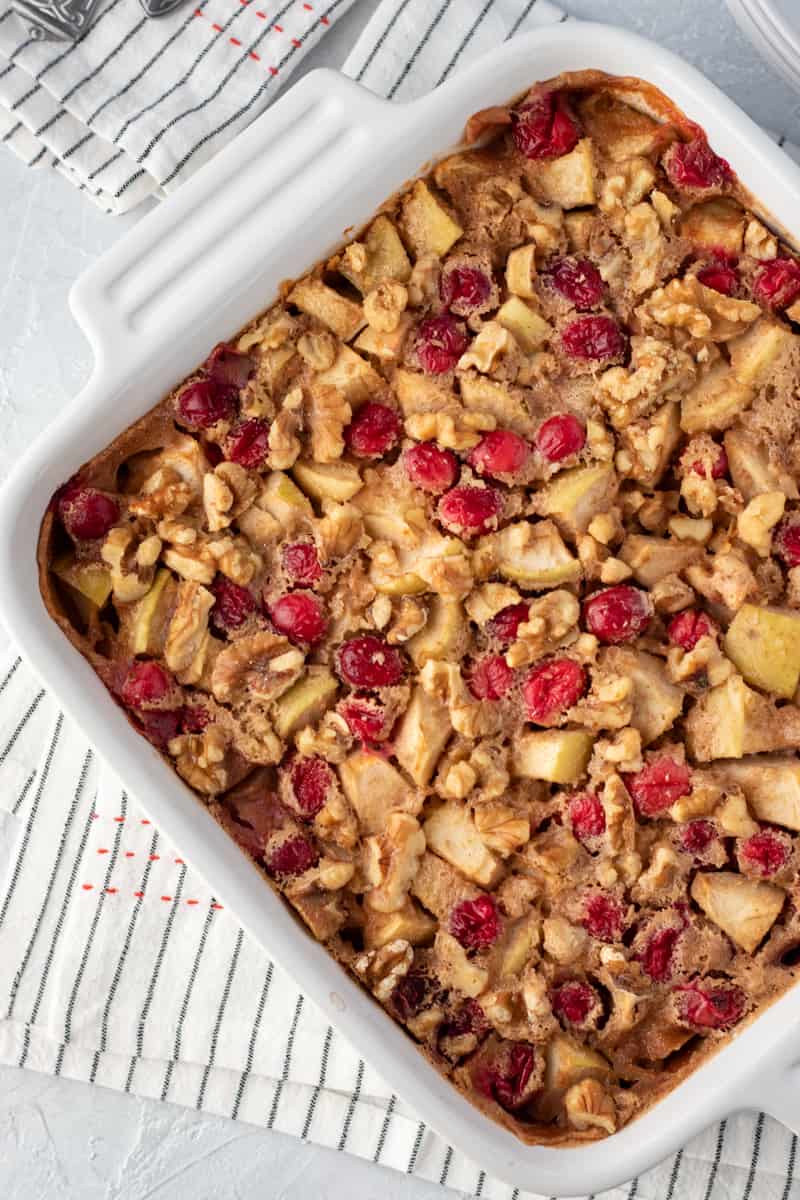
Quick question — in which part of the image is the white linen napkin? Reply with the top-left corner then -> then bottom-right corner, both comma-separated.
2,2 -> 800,1198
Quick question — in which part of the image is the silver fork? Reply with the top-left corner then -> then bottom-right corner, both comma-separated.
12,0 -> 188,41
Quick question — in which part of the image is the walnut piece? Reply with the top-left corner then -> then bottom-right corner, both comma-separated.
353,939 -> 413,1003
363,281 -> 408,332
164,582 -> 215,676
169,725 -> 230,794
212,631 -> 304,703
363,813 -> 426,913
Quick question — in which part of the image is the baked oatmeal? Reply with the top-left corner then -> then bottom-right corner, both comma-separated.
38,70 -> 800,1145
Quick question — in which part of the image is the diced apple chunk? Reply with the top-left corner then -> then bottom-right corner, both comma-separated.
273,669 -> 338,739
505,244 -> 537,299
604,648 -> 684,745
679,198 -> 746,256
620,401 -> 681,489
354,314 -> 413,362
691,871 -> 785,953
495,296 -> 552,352
488,519 -> 581,588
685,674 -> 800,760
423,802 -> 503,888
393,685 -> 452,787
458,372 -> 530,431
544,1034 -> 612,1093
338,215 -> 412,293
292,460 -> 363,502
724,428 -> 798,503
52,553 -> 112,609
577,92 -> 668,161
401,180 -> 463,258
433,930 -> 488,998
539,464 -> 618,536
619,535 -> 702,588
288,277 -> 365,341
315,344 -> 382,403
714,757 -> 800,831
680,363 -> 754,434
496,914 -> 540,977
127,568 -> 175,656
725,604 -> 800,699
338,750 -> 419,835
526,139 -> 596,208
261,470 -> 313,522
407,597 -> 465,668
729,317 -> 798,386
512,731 -> 594,784
364,898 -> 437,950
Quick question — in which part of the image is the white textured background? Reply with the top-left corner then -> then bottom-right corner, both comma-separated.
2,1 -> 800,1196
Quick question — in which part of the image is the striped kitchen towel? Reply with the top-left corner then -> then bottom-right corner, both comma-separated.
2,1 -> 800,1197
0,0 -> 358,213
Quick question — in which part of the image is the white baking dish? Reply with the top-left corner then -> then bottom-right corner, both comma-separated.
2,22 -> 800,1196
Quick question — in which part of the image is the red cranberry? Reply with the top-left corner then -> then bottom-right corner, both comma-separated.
266,835 -> 318,877
534,413 -> 586,463
138,709 -> 183,748
338,695 -> 393,742
583,585 -> 652,645
468,430 -> 530,479
440,264 -> 492,315
488,603 -> 531,645
176,379 -> 238,429
391,973 -> 428,1021
561,315 -> 626,361
205,442 -> 224,467
467,655 -> 514,701
582,893 -> 625,942
664,139 -> 733,190
681,819 -> 717,857
416,314 -> 469,374
638,927 -> 681,982
567,791 -> 606,843
290,756 -> 332,818
513,91 -> 579,160
691,444 -> 728,479
697,264 -> 739,295
550,980 -> 596,1025
344,402 -> 401,459
181,706 -> 209,734
210,576 -> 255,632
450,895 -> 501,950
337,634 -> 405,688
752,257 -> 800,310
739,829 -> 790,877
476,1042 -> 537,1111
523,658 -> 586,724
403,442 -> 458,493
626,757 -> 692,817
774,517 -> 800,567
121,661 -> 174,709
676,981 -> 745,1029
437,485 -> 503,536
282,542 -> 322,585
440,999 -> 488,1045
269,593 -> 327,646
667,609 -> 717,651
225,418 -> 270,469
58,487 -> 120,541
548,257 -> 604,309
205,342 -> 254,388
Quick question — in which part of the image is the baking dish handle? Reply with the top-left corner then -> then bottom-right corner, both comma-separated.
68,69 -> 398,367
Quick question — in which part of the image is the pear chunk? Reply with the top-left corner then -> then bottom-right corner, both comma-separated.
526,139 -> 596,208
423,802 -> 503,888
729,317 -> 798,386
713,757 -> 800,831
261,470 -> 313,522
393,685 -> 452,787
495,296 -> 552,352
512,731 -> 594,785
338,215 -> 412,293
680,363 -> 753,434
407,597 -> 465,668
604,648 -> 684,745
691,871 -> 785,953
401,180 -> 463,257
619,535 -> 702,588
273,669 -> 338,739
363,898 -> 436,950
52,553 -> 112,610
680,198 -> 745,256
539,465 -> 618,537
127,567 -> 175,656
288,277 -> 365,341
315,344 -> 382,404
685,674 -> 800,760
292,460 -> 362,503
724,428 -> 798,504
488,519 -> 581,588
725,604 -> 800,699
338,750 -> 419,835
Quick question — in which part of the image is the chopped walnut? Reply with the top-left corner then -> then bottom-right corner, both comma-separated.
318,858 -> 356,890
386,596 -> 427,644
203,461 -> 257,532
168,725 -> 230,794
297,330 -> 338,371
457,322 -> 519,377
685,552 -> 757,614
473,803 -> 530,857
164,582 -> 215,676
308,384 -> 352,463
162,541 -> 217,585
638,276 -> 760,341
737,491 -> 785,557
212,631 -> 304,704
267,388 -> 304,470
363,281 -> 408,332
598,156 -> 657,220
667,635 -> 734,688
599,336 -> 695,430
207,535 -> 262,586
317,503 -> 364,563
632,842 -> 683,903
407,254 -> 440,308
295,710 -> 353,764
404,408 -> 490,451
565,1078 -> 617,1134
624,201 -> 666,296
353,939 -> 413,1003
591,729 -> 643,782
744,217 -> 777,261
651,573 -> 696,613
542,916 -> 589,965
570,669 -> 633,733
505,589 -> 580,668
363,813 -> 426,914
465,582 -> 524,626
441,761 -> 477,800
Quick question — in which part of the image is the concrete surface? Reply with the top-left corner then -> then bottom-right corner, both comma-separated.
1,1 -> 799,1197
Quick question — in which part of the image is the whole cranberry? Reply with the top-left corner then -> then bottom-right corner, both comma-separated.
667,609 -> 717,651
638,927 -> 681,983
391,973 -> 428,1021
550,980 -> 596,1025
774,517 -> 800,567
738,829 -> 790,877
205,342 -> 254,388
680,819 -> 718,858
467,655 -> 514,701
337,634 -> 405,688
403,442 -> 458,493
225,418 -> 270,469
534,413 -> 586,463
290,756 -> 332,818
676,981 -> 745,1029
697,264 -> 739,295
210,576 -> 255,632
582,893 -> 625,942
561,316 -> 626,361
181,706 -> 210,734
513,91 -> 579,160
138,709 -> 183,748
121,661 -> 174,709
476,1042 -> 538,1112
266,835 -> 318,877
523,658 -> 586,724
440,264 -> 492,315
567,791 -> 606,843
282,542 -> 322,585
488,602 -> 531,645
752,257 -> 800,310
175,379 -> 237,429
450,895 -> 501,950
583,585 -> 652,645
468,430 -> 530,479
548,257 -> 604,309
344,402 -> 401,459
269,593 -> 327,645
625,757 -> 692,817
416,314 -> 469,374
664,139 -> 733,190
58,487 -> 119,541
338,694 -> 393,742
437,485 -> 503,536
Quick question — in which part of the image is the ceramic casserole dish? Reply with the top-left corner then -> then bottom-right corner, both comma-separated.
3,22 -> 800,1196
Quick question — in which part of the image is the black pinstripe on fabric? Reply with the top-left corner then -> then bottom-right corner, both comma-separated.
196,925 -> 245,1110
88,830 -> 159,1084
474,1168 -> 486,1196
0,657 -> 21,696
266,990 -> 304,1127
2,120 -> 22,144
336,1057 -> 364,1150
703,1120 -> 727,1200
27,144 -> 48,167
160,898 -> 218,1101
436,0 -> 497,85
0,39 -> 37,80
56,792 -> 128,1068
150,0 -> 350,193
506,0 -> 539,40
510,1189 -> 520,1200
665,1149 -> 683,1199
8,749 -> 92,1021
124,861 -> 188,1092
742,1112 -> 765,1200
0,690 -> 45,764
231,960 -> 274,1121
12,769 -> 36,817
372,1093 -> 396,1162
353,0 -> 414,83
627,1177 -> 638,1199
300,1025 -> 333,1140
387,0 -> 452,100
0,713 -> 62,934
782,1134 -> 797,1200
438,1144 -> 453,1186
406,1120 -> 425,1174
